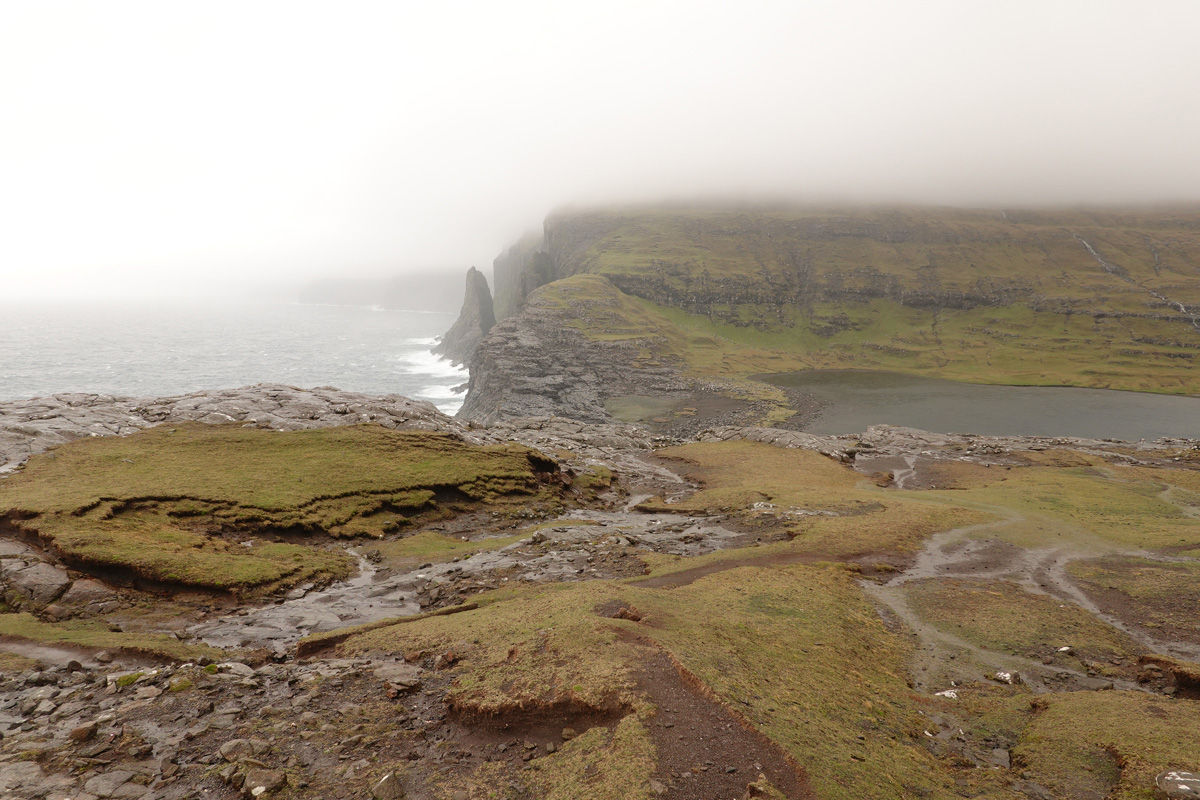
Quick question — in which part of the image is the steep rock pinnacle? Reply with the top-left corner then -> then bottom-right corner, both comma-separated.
433,267 -> 496,366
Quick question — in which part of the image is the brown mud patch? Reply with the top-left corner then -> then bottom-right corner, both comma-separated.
627,634 -> 813,799
441,629 -> 813,798
449,698 -> 630,751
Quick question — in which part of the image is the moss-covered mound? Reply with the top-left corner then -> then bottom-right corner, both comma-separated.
0,423 -> 559,593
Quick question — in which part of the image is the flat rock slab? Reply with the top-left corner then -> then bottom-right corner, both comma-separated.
0,761 -> 76,795
83,769 -> 135,797
374,662 -> 422,689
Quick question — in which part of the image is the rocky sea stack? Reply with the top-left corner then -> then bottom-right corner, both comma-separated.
431,266 -> 495,367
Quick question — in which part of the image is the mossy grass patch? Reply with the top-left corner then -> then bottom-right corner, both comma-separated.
1069,556 -> 1200,642
0,423 -> 560,593
327,561 -> 1006,798
524,715 -> 657,800
921,461 -> 1200,552
0,422 -> 547,515
1015,691 -> 1200,800
635,440 -> 993,562
336,581 -> 642,718
904,578 -> 1145,668
0,613 -> 225,662
0,648 -> 39,672
621,563 -> 998,799
638,440 -> 866,514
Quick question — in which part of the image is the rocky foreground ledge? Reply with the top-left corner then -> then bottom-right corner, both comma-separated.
0,384 -> 662,477
5,383 -> 1196,479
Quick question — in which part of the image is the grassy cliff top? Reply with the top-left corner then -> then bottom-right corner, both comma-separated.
547,204 -> 1200,298
498,204 -> 1200,405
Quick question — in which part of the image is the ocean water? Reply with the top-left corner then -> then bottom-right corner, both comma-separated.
0,302 -> 467,414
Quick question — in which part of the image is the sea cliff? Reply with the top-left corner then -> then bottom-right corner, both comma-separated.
453,204 -> 1200,424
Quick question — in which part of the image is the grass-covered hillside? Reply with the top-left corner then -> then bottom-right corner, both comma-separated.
305,437 -> 1200,800
494,205 -> 1200,396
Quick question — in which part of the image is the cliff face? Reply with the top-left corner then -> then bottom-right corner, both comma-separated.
458,277 -> 687,423
491,205 -> 1200,329
432,267 -> 496,366
492,215 -> 632,319
466,204 -> 1200,423
491,234 -> 548,320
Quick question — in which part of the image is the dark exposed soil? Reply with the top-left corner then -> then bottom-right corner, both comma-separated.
631,641 -> 814,799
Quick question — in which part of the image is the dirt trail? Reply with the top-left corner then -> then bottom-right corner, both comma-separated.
632,643 -> 813,799
629,550 -> 824,589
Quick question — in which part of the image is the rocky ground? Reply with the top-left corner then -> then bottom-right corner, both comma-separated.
2,387 -> 1200,798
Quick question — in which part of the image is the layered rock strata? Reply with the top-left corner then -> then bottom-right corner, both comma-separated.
457,282 -> 689,423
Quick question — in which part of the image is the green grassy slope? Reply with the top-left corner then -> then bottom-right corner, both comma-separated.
510,205 -> 1200,395
317,439 -> 1200,799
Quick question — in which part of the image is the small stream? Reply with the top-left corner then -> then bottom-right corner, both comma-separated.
187,509 -> 743,654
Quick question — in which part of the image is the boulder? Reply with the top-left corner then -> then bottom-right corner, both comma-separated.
219,738 -> 264,761
242,768 -> 286,798
2,560 -> 71,608
59,578 -> 116,605
1157,771 -> 1200,799
374,662 -> 422,691
68,720 -> 99,742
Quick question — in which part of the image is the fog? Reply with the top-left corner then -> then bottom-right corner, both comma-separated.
3,1 -> 1198,301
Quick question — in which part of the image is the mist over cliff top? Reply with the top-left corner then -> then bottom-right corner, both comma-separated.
3,1 -> 1198,301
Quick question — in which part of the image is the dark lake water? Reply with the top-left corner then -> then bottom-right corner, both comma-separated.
763,370 -> 1200,441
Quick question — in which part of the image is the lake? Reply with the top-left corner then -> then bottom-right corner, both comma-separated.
763,370 -> 1200,440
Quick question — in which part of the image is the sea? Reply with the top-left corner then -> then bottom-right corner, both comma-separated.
0,302 -> 467,415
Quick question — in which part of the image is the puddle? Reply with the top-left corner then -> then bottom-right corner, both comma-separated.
0,639 -> 108,670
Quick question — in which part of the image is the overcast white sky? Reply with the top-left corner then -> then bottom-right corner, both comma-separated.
2,1 -> 1199,301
